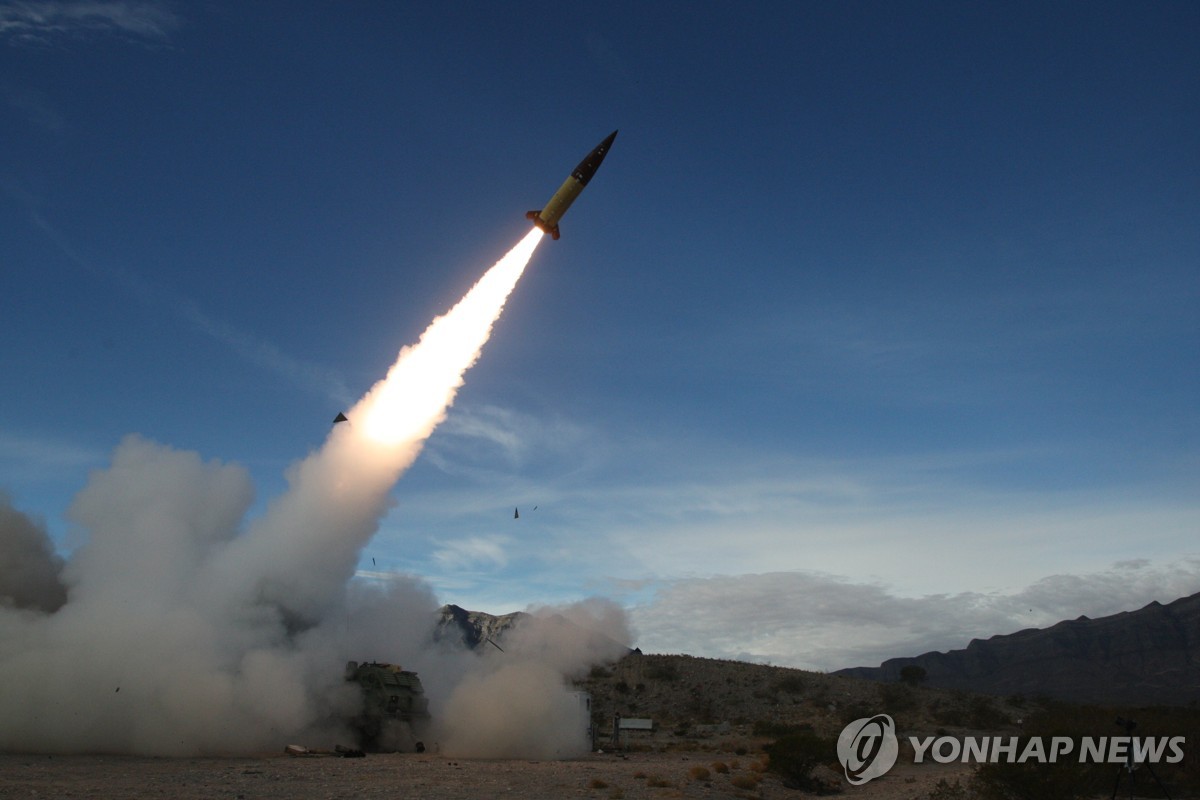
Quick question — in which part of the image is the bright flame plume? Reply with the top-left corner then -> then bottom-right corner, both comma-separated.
208,228 -> 544,623
357,228 -> 543,445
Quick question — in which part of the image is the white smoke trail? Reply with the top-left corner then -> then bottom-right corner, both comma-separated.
0,228 -> 548,755
206,228 -> 544,626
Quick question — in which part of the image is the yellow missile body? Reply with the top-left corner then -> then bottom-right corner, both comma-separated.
526,130 -> 617,240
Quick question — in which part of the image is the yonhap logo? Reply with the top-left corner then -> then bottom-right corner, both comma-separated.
838,709 -> 1185,786
837,714 -> 899,785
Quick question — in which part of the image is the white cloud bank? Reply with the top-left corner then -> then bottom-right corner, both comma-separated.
630,559 -> 1200,672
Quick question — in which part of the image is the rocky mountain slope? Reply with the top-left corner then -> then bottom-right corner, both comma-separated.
836,592 -> 1200,706
434,603 -> 526,650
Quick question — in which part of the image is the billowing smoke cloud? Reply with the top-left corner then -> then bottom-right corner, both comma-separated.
0,229 -> 631,756
434,599 -> 632,758
0,492 -> 67,613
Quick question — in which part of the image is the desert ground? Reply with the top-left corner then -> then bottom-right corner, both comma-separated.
0,654 -> 1002,799
0,749 -> 975,799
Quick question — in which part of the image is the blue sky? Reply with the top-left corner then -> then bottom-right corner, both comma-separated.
2,1 -> 1197,670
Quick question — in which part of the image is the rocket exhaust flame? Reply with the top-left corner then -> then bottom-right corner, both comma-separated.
207,227 -> 545,625
358,228 -> 543,446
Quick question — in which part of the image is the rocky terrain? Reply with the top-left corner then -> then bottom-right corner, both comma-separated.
5,650 -> 1195,798
443,592 -> 1200,709
7,596 -> 1197,798
0,651 -> 997,799
577,652 -> 1026,749
837,592 -> 1200,706
435,603 -> 528,650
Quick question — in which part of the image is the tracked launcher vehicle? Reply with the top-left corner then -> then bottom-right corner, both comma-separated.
344,661 -> 430,752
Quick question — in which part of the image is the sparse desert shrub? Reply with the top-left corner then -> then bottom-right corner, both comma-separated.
927,777 -> 971,799
608,790 -> 623,800
632,771 -> 646,779
688,765 -> 711,781
899,664 -> 928,686
774,674 -> 806,694
932,692 -> 970,727
645,775 -> 673,788
688,694 -> 717,723
839,699 -> 877,725
880,681 -> 919,715
972,756 -> 1100,800
645,660 -> 680,682
972,702 -> 1200,797
588,778 -> 608,789
711,761 -> 730,774
969,696 -> 1010,729
730,774 -> 760,790
764,732 -> 839,791
752,720 -> 812,737
718,738 -> 749,753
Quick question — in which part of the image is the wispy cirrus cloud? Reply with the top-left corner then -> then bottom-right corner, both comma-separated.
9,200 -> 352,406
175,299 -> 352,407
0,431 -> 103,482
0,1 -> 181,45
428,404 -> 591,475
432,535 -> 512,571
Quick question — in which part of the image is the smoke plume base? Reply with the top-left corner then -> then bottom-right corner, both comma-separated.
0,228 -> 631,757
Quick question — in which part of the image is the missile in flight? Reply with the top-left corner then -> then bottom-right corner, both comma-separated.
526,130 -> 617,240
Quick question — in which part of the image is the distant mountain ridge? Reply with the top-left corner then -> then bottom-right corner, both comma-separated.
836,592 -> 1200,706
434,604 -> 526,649
433,603 -> 633,660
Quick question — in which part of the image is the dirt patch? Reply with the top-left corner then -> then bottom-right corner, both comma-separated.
0,749 -> 974,799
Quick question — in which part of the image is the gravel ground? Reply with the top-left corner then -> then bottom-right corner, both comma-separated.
0,750 -> 975,799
